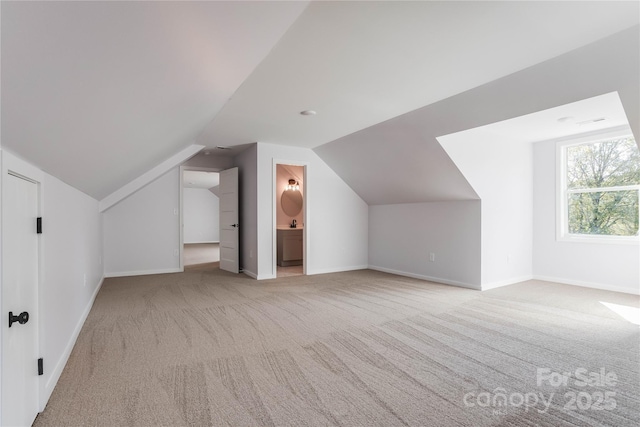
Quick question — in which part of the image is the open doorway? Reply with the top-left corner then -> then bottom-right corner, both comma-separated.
181,169 -> 221,268
274,163 -> 307,278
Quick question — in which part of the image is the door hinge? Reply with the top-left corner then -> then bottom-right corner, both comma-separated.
38,358 -> 43,376
36,217 -> 42,234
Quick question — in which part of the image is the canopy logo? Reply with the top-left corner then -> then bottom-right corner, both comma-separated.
463,389 -> 554,415
463,367 -> 618,416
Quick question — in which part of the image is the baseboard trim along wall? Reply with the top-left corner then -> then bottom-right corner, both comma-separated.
481,275 -> 534,291
533,275 -> 640,295
42,276 -> 105,410
184,241 -> 220,244
309,265 -> 369,276
242,270 -> 258,279
368,265 -> 480,290
105,268 -> 182,278
247,265 -> 369,280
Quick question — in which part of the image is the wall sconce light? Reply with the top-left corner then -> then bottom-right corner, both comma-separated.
287,179 -> 300,191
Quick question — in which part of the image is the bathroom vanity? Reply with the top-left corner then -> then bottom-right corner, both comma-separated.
277,228 -> 303,266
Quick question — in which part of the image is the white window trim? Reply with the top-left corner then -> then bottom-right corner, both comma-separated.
556,126 -> 640,245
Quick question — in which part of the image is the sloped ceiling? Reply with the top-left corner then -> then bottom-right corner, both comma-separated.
440,92 -> 632,154
0,1 -> 307,199
1,1 -> 639,203
438,92 -> 632,200
200,1 -> 639,149
314,26 -> 640,205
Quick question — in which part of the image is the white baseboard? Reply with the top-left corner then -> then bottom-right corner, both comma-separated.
41,275 -> 105,411
184,241 -> 220,244
243,269 -> 258,279
533,275 -> 640,295
308,265 -> 368,276
105,267 -> 182,278
481,275 -> 534,291
248,265 -> 368,280
368,265 -> 480,290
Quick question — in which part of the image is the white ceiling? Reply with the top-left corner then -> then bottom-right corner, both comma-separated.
1,1 -> 639,202
183,170 -> 219,189
0,0 -> 307,199
437,92 -> 631,148
315,26 -> 639,205
198,1 -> 639,149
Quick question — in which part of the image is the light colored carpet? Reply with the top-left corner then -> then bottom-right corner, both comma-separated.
183,243 -> 220,267
34,268 -> 639,426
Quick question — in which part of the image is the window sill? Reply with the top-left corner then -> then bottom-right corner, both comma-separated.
558,234 -> 639,245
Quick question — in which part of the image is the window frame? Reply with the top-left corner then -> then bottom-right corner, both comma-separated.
556,126 -> 640,245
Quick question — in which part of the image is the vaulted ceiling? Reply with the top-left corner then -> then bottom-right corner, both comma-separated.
316,26 -> 640,204
1,1 -> 307,198
2,1 -> 638,203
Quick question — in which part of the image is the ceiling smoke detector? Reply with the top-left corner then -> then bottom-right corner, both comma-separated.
300,110 -> 317,116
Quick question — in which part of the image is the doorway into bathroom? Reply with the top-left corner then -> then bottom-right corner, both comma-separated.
274,163 -> 306,278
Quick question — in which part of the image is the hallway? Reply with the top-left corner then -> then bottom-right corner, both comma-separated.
183,243 -> 220,267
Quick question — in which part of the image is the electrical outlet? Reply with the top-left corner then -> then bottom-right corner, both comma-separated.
249,250 -> 253,259
174,249 -> 179,257
173,208 -> 178,215
429,252 -> 435,262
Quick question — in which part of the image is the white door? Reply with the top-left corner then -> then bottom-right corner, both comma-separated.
219,167 -> 239,273
2,173 -> 39,427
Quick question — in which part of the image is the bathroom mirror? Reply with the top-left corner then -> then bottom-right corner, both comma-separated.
281,190 -> 303,217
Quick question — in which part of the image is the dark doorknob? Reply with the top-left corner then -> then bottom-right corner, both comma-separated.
231,224 -> 239,228
8,311 -> 29,327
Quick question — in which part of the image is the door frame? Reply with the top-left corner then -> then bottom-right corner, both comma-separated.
272,159 -> 309,277
179,166 -> 223,271
1,150 -> 45,419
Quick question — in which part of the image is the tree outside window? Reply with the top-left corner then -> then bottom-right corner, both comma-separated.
564,135 -> 639,238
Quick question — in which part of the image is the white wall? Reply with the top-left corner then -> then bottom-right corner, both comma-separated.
40,172 -> 103,403
0,150 -> 104,413
234,145 -> 258,277
256,143 -> 368,279
0,149 -> 2,422
440,136 -> 534,289
369,201 -> 481,289
533,140 -> 640,294
439,126 -> 639,294
183,188 -> 219,243
103,168 -> 180,276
